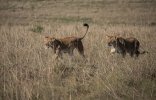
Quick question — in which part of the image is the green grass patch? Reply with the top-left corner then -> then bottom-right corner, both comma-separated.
30,25 -> 44,33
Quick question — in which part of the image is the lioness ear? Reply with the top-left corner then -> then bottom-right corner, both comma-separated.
44,36 -> 50,39
53,38 -> 58,42
106,35 -> 113,39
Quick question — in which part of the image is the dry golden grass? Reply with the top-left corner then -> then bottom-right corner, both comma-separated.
0,0 -> 156,100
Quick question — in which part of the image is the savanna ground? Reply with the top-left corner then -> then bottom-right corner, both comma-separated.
0,0 -> 156,100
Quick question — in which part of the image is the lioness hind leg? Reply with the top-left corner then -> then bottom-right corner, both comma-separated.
130,51 -> 134,57
135,50 -> 140,57
77,41 -> 85,57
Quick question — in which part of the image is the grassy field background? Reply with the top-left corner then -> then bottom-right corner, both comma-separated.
0,0 -> 156,100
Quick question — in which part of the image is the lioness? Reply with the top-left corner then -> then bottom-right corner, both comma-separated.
44,23 -> 89,58
107,35 -> 147,57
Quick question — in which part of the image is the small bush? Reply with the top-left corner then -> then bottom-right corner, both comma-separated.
31,25 -> 44,33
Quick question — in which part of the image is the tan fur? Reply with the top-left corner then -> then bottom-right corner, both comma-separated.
44,24 -> 89,59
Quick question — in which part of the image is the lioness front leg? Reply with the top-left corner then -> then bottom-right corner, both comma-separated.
77,41 -> 85,57
54,46 -> 63,59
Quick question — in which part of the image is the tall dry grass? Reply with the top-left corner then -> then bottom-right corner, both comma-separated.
0,0 -> 156,100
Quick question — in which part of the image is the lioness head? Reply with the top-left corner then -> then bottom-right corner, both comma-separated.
44,36 -> 56,49
107,36 -> 117,46
106,35 -> 118,53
